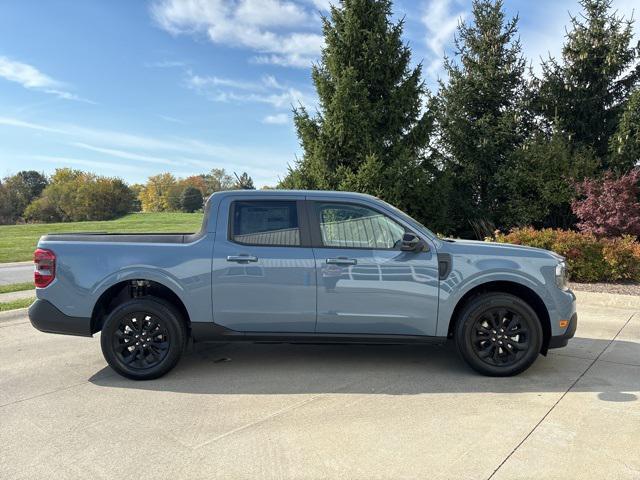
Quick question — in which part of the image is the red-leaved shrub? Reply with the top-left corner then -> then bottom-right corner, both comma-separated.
572,169 -> 640,238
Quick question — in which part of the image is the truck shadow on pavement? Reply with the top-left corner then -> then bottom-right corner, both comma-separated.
88,336 -> 640,402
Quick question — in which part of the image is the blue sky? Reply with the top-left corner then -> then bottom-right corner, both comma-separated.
0,0 -> 637,187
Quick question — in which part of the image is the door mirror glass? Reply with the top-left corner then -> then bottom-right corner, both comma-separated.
401,232 -> 425,251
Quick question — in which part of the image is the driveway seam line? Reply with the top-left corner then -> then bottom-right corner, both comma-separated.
0,370 -> 118,409
0,381 -> 91,409
193,395 -> 324,449
549,351 -> 640,367
487,312 -> 636,480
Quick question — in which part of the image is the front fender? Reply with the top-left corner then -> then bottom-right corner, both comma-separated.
436,265 -> 550,337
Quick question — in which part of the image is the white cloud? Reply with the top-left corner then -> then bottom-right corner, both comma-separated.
0,114 -> 294,186
33,155 -> 147,174
145,60 -> 189,68
71,142 -> 184,166
151,0 -> 324,67
263,113 -> 289,124
187,73 -> 262,91
306,0 -> 332,11
186,71 -> 315,109
421,0 -> 467,79
159,114 -> 185,124
0,56 -> 93,103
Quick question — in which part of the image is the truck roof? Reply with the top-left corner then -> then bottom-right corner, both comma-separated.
208,189 -> 379,201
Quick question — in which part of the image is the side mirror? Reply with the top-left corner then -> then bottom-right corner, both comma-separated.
401,232 -> 425,252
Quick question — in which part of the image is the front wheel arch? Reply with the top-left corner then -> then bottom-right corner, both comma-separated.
447,281 -> 551,354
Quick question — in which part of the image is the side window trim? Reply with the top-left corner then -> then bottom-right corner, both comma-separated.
227,199 -> 311,248
306,200 -> 407,250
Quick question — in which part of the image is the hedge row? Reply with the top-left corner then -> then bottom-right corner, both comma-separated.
492,228 -> 640,283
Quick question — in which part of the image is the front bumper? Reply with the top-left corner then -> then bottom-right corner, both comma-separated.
29,299 -> 92,337
548,312 -> 577,349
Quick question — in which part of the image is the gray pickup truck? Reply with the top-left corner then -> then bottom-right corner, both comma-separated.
29,190 -> 577,380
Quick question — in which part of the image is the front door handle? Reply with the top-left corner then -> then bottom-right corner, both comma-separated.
227,255 -> 258,263
326,257 -> 357,266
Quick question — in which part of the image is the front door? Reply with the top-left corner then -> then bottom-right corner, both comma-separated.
310,200 -> 439,336
212,196 -> 316,332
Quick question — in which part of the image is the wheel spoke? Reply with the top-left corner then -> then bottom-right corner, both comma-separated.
477,342 -> 494,358
112,312 -> 170,371
508,340 -> 528,351
122,349 -> 139,364
469,305 -> 535,367
503,313 -> 517,330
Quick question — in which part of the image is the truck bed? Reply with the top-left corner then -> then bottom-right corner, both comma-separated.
39,232 -> 204,244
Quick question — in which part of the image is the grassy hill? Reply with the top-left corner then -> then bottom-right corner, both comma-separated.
0,212 -> 204,263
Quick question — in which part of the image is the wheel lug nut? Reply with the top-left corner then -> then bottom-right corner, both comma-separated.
498,341 -> 503,345
491,337 -> 496,341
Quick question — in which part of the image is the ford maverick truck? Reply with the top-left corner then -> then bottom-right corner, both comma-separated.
29,190 -> 577,380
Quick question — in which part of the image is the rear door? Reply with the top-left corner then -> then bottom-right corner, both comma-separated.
309,199 -> 439,336
212,195 -> 316,332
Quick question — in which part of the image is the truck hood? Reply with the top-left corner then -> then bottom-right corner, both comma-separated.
441,238 -> 563,261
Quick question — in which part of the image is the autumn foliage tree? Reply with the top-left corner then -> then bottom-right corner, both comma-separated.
24,169 -> 133,222
572,169 -> 640,237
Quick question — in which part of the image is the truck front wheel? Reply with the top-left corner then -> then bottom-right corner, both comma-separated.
100,296 -> 186,380
455,293 -> 543,376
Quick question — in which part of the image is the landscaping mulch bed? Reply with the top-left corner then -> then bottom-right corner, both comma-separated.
570,282 -> 640,296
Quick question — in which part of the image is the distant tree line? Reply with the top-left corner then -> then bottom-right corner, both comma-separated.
0,168 -> 255,224
281,0 -> 640,238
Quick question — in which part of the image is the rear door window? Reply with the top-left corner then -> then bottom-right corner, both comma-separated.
230,201 -> 300,246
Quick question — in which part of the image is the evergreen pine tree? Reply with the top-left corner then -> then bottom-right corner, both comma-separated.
536,0 -> 640,161
234,172 -> 255,190
435,0 -> 528,235
280,0 -> 436,221
609,88 -> 640,172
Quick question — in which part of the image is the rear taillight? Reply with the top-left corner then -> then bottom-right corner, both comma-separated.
34,248 -> 56,288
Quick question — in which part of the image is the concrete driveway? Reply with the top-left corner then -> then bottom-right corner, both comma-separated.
1,292 -> 638,480
0,261 -> 32,285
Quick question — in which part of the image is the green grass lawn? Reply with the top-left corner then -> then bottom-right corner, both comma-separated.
0,297 -> 35,312
0,212 -> 204,263
0,282 -> 34,294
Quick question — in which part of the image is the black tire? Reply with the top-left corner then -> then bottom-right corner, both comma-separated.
455,293 -> 542,377
100,296 -> 186,380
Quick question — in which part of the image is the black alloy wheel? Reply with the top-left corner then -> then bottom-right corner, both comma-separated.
470,307 -> 530,367
100,296 -> 186,380
455,292 -> 542,376
112,311 -> 170,370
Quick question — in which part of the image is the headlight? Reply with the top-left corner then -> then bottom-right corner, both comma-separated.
555,261 -> 569,290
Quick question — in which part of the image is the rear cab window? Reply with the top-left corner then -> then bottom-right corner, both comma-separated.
229,200 -> 301,246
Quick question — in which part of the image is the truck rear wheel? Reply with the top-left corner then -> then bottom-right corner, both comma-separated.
100,296 -> 186,380
455,293 -> 542,376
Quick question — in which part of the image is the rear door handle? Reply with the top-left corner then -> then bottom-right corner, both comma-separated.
326,257 -> 357,266
227,255 -> 258,263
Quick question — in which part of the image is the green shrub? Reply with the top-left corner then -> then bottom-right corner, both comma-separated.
493,227 -> 640,283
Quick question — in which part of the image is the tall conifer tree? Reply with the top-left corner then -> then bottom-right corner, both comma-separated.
281,0 -> 436,219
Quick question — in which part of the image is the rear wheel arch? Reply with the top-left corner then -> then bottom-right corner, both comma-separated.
447,281 -> 551,354
90,279 -> 191,334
